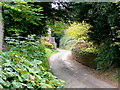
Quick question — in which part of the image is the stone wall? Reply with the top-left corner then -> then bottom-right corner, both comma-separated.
72,49 -> 97,69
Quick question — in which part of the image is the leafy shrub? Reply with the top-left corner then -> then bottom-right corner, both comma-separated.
65,22 -> 90,40
72,49 -> 97,69
96,45 -> 119,70
45,48 -> 59,58
0,51 -> 65,88
3,2 -> 47,36
79,47 -> 99,54
50,21 -> 69,47
74,42 -> 89,50
60,36 -> 73,50
0,35 -> 66,88
5,35 -> 48,69
42,42 -> 53,49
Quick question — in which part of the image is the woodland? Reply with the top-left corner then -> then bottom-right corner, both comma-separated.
0,1 -> 119,88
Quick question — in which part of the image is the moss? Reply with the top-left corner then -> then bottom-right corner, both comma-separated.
72,49 -> 97,69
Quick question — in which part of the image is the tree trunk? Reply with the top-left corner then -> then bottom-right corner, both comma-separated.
0,4 -> 4,50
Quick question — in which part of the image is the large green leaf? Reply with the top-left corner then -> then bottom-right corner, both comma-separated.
0,78 -> 5,84
0,84 -> 3,88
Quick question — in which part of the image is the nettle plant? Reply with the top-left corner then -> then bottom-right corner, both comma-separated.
0,35 -> 65,88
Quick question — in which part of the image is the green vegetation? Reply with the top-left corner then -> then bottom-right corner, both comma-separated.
0,51 -> 65,88
42,42 -> 54,49
59,2 -> 119,70
67,2 -> 120,69
60,36 -> 74,50
2,2 -> 47,37
0,35 -> 65,88
45,48 -> 59,58
0,2 -> 68,88
79,47 -> 99,54
50,21 -> 69,47
60,22 -> 92,51
65,22 -> 90,40
0,1 -> 119,88
96,45 -> 119,70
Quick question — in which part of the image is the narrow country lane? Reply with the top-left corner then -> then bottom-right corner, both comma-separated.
49,49 -> 117,88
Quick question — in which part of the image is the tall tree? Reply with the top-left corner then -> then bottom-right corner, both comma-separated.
2,2 -> 47,37
0,3 -> 3,50
66,2 -> 120,69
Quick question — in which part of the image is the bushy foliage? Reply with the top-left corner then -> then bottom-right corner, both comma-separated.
79,47 -> 99,55
50,21 -> 69,33
45,48 -> 59,58
0,51 -> 65,88
60,36 -> 73,50
60,22 -> 93,51
50,21 -> 69,47
5,34 -> 48,69
2,2 -> 47,36
67,2 -> 119,44
65,22 -> 90,40
96,45 -> 119,70
0,35 -> 65,88
66,2 -> 120,69
42,42 -> 53,49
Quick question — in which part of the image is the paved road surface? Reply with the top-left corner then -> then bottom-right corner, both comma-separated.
49,49 -> 117,88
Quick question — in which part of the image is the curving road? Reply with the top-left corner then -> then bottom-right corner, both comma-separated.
49,49 -> 118,88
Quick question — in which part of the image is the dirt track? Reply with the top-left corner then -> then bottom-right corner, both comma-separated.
49,49 -> 118,88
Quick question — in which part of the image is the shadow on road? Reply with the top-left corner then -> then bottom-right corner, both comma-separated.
49,49 -> 118,88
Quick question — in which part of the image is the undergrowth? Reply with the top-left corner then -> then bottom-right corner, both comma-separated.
0,35 -> 65,88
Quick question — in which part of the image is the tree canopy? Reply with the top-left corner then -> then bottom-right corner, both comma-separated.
66,2 -> 120,68
65,22 -> 90,40
1,1 -> 120,69
67,2 -> 120,45
2,2 -> 48,37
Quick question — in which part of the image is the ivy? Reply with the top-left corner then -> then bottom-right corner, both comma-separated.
0,51 -> 65,88
0,35 -> 66,88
